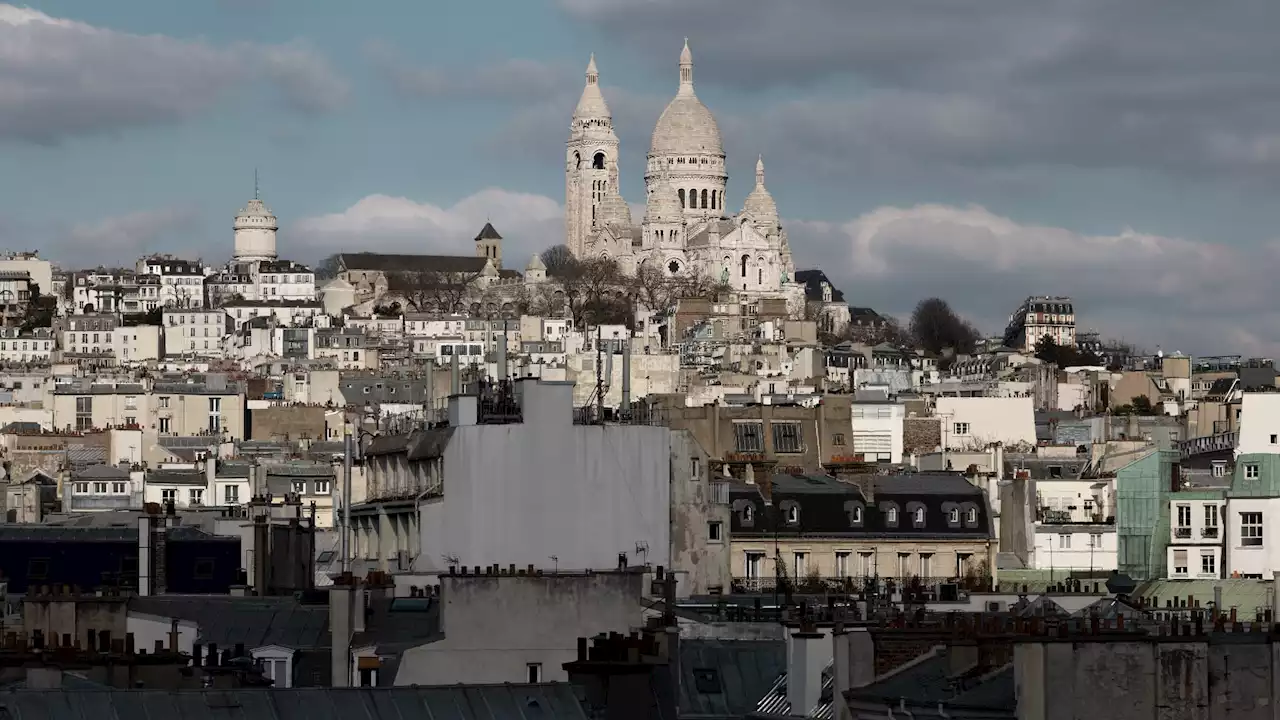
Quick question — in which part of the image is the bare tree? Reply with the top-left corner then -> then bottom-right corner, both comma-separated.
909,298 -> 979,355
389,270 -> 482,313
631,264 -> 727,314
540,245 -> 577,278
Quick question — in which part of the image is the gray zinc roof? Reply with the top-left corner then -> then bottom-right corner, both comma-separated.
129,596 -> 330,649
0,685 -> 588,720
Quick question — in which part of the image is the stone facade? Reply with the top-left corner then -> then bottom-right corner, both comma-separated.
564,41 -> 804,310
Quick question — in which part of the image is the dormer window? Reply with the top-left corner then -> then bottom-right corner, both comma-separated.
967,508 -> 978,524
949,508 -> 959,524
786,505 -> 799,524
886,507 -> 898,524
851,506 -> 862,523
914,508 -> 925,524
742,505 -> 754,523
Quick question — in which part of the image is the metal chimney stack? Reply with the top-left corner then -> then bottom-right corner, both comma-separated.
496,333 -> 508,381
621,338 -> 631,418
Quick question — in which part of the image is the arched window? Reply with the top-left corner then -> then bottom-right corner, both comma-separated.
592,152 -> 605,170
758,268 -> 762,285
740,254 -> 749,277
701,189 -> 708,209
678,189 -> 685,208
711,190 -> 717,210
573,151 -> 581,168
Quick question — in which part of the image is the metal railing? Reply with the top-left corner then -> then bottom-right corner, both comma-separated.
1174,527 -> 1192,538
1202,527 -> 1220,539
729,575 -> 989,596
1179,432 -> 1237,459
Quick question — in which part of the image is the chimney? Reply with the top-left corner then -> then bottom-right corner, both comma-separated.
787,623 -> 829,716
621,339 -> 631,417
423,358 -> 435,422
329,580 -> 355,687
496,333 -> 508,381
1216,584 -> 1224,621
205,453 -> 217,493
450,352 -> 461,395
137,516 -> 152,597
448,394 -> 478,427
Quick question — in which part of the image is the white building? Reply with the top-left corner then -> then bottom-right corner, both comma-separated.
0,328 -> 54,364
1224,496 -> 1278,578
936,396 -> 1037,450
254,260 -> 315,302
1003,295 -> 1076,352
1167,496 -> 1225,580
162,309 -> 228,357
0,252 -> 52,297
1032,525 -> 1117,572
409,380 -> 671,574
138,256 -> 206,309
564,42 -> 802,309
1235,393 -> 1280,456
848,396 -> 904,464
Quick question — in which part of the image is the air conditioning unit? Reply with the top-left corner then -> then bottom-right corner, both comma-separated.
986,600 -> 1006,612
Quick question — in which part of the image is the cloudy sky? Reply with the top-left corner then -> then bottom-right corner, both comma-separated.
4,1 -> 1280,355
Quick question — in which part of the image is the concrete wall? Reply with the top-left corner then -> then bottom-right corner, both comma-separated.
1238,393 -> 1280,456
127,612 -> 197,655
1031,528 -> 1117,571
249,406 -> 327,442
419,392 -> 671,573
1014,636 -> 1280,720
668,430 -> 731,595
937,397 -> 1036,450
396,571 -> 646,685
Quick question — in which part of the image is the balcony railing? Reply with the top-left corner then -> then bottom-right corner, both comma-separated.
729,575 -> 989,596
1179,432 -> 1237,459
1174,527 -> 1192,539
1202,527 -> 1220,539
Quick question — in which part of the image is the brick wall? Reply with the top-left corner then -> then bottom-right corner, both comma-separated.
903,417 -> 941,456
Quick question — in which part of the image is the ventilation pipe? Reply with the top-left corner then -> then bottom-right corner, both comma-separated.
621,338 -> 631,417
496,333 -> 508,381
137,515 -> 151,597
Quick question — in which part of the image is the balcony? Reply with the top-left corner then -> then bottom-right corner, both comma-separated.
1201,527 -> 1220,539
729,575 -> 988,596
1179,432 -> 1237,459
1174,526 -> 1192,539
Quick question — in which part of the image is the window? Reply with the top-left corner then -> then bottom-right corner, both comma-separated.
966,508 -> 978,525
1241,512 -> 1263,546
1201,552 -> 1216,576
111,482 -> 127,494
225,485 -> 240,503
74,482 -> 89,494
744,552 -> 765,578
708,521 -> 723,542
315,480 -> 330,495
835,551 -> 851,577
1246,464 -> 1260,479
161,489 -> 176,502
189,489 -> 203,505
209,397 -> 221,413
1089,533 -> 1103,548
832,433 -> 846,447
920,553 -> 933,577
1173,549 -> 1188,575
158,417 -> 170,434
953,422 -> 970,435
733,422 -> 764,452
948,508 -> 959,523
527,663 -> 543,684
1204,504 -> 1219,537
913,507 -> 925,525
691,457 -> 701,480
92,482 -> 108,494
897,553 -> 909,576
159,396 -> 170,409
1058,534 -> 1071,549
1176,504 -> 1191,527
1212,462 -> 1227,478
850,505 -> 862,523
292,481 -> 307,494
1271,434 -> 1278,445
772,422 -> 803,453
886,507 -> 898,524
741,504 -> 754,523
786,505 -> 799,524
793,552 -> 808,577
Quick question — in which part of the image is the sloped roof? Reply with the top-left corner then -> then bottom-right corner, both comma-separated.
0,685 -> 589,720
678,639 -> 784,718
339,253 -> 486,274
474,222 -> 503,241
130,596 -> 330,649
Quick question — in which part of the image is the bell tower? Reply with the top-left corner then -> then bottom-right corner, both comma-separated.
565,54 -> 620,257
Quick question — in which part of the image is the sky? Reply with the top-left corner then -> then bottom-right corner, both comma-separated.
4,0 -> 1280,356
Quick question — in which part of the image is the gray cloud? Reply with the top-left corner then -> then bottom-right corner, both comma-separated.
788,203 -> 1280,357
366,42 -> 566,101
561,0 -> 1280,181
23,208 -> 204,268
0,4 -> 347,144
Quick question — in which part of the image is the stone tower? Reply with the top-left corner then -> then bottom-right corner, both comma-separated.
233,192 -> 278,262
474,222 -> 503,269
565,54 -> 620,257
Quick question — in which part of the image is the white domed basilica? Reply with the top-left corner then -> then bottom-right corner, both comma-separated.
564,40 -> 802,307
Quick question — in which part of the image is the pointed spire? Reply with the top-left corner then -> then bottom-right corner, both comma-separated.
679,38 -> 693,89
254,168 -> 260,200
586,53 -> 598,85
755,155 -> 765,186
573,53 -> 611,121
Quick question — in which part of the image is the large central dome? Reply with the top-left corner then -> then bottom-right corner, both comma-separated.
649,39 -> 723,157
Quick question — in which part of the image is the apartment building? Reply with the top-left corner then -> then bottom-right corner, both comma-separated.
162,309 -> 229,357
1003,295 -> 1076,352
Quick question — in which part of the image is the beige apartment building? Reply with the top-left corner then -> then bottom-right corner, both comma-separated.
52,376 -> 246,440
